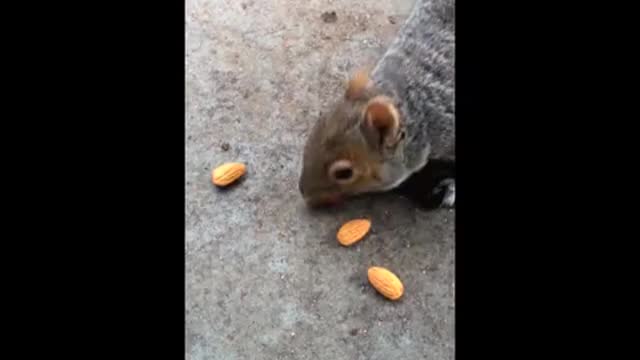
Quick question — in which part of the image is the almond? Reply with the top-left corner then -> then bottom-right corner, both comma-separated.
336,219 -> 371,246
367,266 -> 404,300
212,162 -> 246,187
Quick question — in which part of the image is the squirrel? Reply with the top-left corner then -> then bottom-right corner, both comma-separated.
298,0 -> 454,208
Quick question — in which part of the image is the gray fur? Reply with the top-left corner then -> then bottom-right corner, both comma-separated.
433,178 -> 456,207
372,0 -> 455,171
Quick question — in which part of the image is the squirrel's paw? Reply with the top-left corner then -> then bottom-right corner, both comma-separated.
433,178 -> 455,208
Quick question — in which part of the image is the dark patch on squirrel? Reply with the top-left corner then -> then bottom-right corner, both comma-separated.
392,159 -> 455,210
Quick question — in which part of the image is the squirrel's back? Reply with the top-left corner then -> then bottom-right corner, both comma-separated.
372,0 -> 454,164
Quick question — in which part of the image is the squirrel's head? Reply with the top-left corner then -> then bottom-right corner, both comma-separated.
298,70 -> 407,207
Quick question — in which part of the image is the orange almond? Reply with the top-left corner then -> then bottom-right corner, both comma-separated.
367,266 -> 404,301
212,162 -> 246,187
336,219 -> 371,246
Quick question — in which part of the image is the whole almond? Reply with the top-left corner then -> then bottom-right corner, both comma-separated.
336,219 -> 371,246
212,162 -> 246,187
367,266 -> 404,300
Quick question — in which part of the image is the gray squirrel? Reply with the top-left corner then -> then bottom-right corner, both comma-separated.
298,0 -> 454,207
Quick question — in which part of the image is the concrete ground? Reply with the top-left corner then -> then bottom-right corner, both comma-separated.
186,0 -> 454,359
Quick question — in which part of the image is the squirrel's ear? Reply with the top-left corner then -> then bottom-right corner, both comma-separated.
363,96 -> 401,147
345,68 -> 371,100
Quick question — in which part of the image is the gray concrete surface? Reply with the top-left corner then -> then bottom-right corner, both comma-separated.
186,1 -> 454,359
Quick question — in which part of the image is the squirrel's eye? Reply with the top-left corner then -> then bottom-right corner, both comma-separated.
329,159 -> 356,184
334,168 -> 353,180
